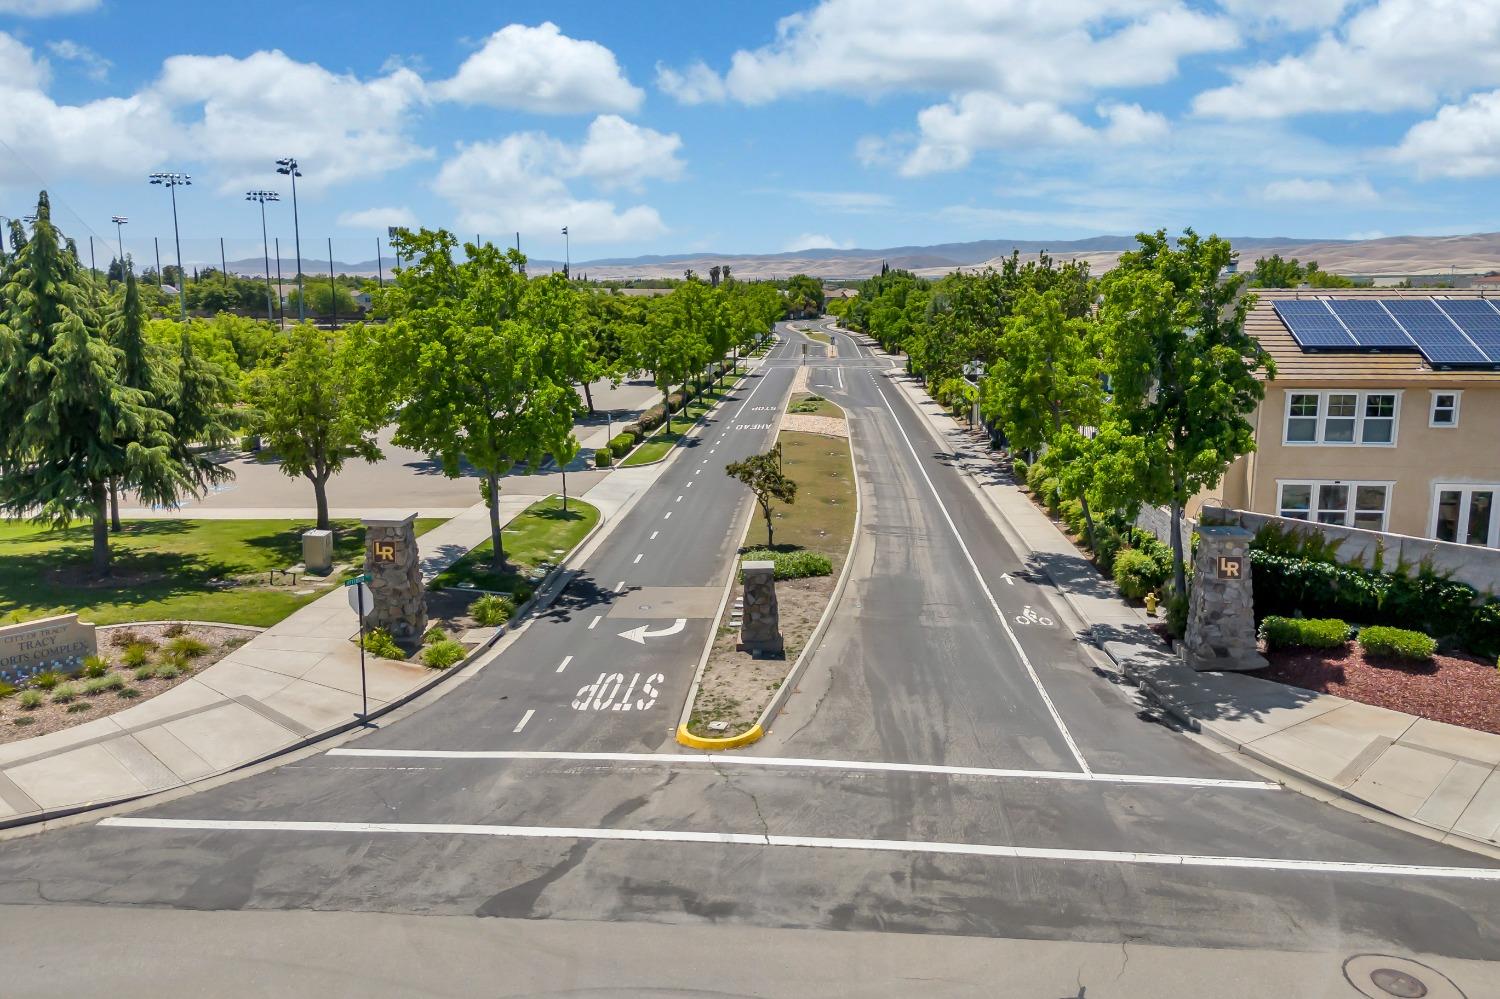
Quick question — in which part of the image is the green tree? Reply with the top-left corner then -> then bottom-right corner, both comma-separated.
375,231 -> 579,566
247,323 -> 382,530
784,274 -> 823,318
725,449 -> 797,548
0,192 -> 182,575
548,431 -> 582,512
1101,229 -> 1274,597
107,269 -> 169,530
1250,253 -> 1306,288
162,330 -> 237,497
635,283 -> 711,431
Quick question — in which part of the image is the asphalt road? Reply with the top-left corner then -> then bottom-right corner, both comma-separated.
0,325 -> 1497,997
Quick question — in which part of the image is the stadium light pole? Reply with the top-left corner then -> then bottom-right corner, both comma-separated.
562,225 -> 570,278
110,215 -> 128,275
246,191 -> 280,324
275,157 -> 306,321
148,171 -> 191,321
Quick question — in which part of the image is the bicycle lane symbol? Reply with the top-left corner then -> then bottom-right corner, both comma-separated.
1013,605 -> 1054,627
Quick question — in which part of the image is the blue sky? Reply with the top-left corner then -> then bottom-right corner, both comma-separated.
2,0 -> 1499,266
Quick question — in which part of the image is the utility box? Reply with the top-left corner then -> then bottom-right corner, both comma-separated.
302,529 -> 334,575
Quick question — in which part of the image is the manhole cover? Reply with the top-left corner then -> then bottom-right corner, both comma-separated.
1343,955 -> 1466,999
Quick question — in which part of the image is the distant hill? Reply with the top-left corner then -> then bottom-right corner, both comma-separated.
223,232 -> 1500,283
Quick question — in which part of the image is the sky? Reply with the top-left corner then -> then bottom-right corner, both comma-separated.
1,0 -> 1499,267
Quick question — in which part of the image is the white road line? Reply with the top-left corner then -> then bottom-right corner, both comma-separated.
555,656 -> 572,673
664,511 -> 672,520
615,580 -> 627,593
686,482 -> 694,488
512,710 -> 535,733
650,531 -> 659,540
97,817 -> 1500,882
836,366 -> 844,389
676,495 -> 683,503
695,469 -> 701,475
328,749 -> 1279,791
589,616 -> 601,630
869,373 -> 1091,774
633,553 -> 644,564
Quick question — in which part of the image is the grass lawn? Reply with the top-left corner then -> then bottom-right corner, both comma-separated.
621,373 -> 744,467
749,427 -> 856,569
0,518 -> 445,628
788,391 -> 843,417
431,496 -> 599,595
801,328 -> 833,345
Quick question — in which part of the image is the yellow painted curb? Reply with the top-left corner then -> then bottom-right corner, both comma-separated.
675,722 -> 763,750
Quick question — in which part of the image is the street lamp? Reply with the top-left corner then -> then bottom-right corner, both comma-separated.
245,191 -> 280,324
148,171 -> 191,321
275,157 -> 305,321
110,216 -> 128,276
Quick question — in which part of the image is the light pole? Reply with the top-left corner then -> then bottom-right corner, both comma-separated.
245,191 -> 280,324
275,157 -> 305,321
149,171 -> 191,321
562,225 -> 569,278
110,215 -> 128,276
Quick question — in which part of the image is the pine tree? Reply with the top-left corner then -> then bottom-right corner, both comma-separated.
0,192 -> 179,576
106,269 -> 166,530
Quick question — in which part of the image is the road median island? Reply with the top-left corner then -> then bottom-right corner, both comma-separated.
679,391 -> 858,746
619,371 -> 746,468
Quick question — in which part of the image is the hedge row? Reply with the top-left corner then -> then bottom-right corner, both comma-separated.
740,548 -> 833,580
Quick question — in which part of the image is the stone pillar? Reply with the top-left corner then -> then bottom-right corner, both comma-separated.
363,514 -> 426,644
737,559 -> 783,655
1184,525 -> 1266,672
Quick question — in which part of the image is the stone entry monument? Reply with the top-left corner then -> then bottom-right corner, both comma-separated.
0,613 -> 97,684
737,559 -> 783,655
1184,525 -> 1266,672
363,514 -> 427,643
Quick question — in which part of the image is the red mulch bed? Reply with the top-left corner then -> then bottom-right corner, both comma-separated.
1252,644 -> 1500,735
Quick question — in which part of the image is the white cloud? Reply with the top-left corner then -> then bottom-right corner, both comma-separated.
153,50 -> 430,192
1213,0 -> 1352,31
0,30 -> 48,90
0,0 -> 98,14
46,39 -> 109,81
1261,177 -> 1378,202
436,22 -> 642,114
655,60 -> 726,104
338,206 -> 419,230
786,190 -> 893,213
781,234 -> 852,252
1394,90 -> 1500,177
900,96 -> 1169,176
705,0 -> 1237,105
1194,0 -> 1500,118
433,116 -> 683,243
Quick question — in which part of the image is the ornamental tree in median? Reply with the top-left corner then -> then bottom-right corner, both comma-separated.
1100,229 -> 1274,598
376,232 -> 580,567
248,322 -> 382,531
726,449 -> 797,548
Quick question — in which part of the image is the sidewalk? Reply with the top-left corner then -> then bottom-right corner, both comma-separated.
0,359 -> 761,828
871,335 -> 1500,853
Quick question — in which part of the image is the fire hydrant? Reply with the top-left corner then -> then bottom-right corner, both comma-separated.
1144,591 -> 1159,617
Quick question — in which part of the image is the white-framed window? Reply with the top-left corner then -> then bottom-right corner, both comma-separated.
1277,480 -> 1392,531
1431,483 -> 1499,548
1282,390 -> 1401,446
1429,390 -> 1462,428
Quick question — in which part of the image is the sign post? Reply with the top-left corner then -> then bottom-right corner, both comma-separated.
345,573 -> 373,722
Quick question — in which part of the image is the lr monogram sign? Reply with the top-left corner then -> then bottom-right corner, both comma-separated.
1216,555 -> 1244,579
372,540 -> 396,562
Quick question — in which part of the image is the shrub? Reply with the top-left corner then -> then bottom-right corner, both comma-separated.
154,663 -> 183,681
84,674 -> 125,696
121,643 -> 151,669
1166,592 -> 1190,638
1113,548 -> 1168,600
1011,458 -> 1029,483
1259,616 -> 1351,651
18,690 -> 43,710
361,628 -> 405,660
165,635 -> 209,659
51,683 -> 79,703
422,625 -> 448,645
66,701 -> 92,714
117,686 -> 142,699
82,656 -> 109,678
1061,499 -> 1087,537
1359,625 -> 1437,661
422,639 -> 466,669
31,671 -> 62,691
667,390 -> 687,411
639,404 -> 667,430
13,717 -> 34,726
0,681 -> 15,698
609,433 -> 636,458
741,548 -> 833,580
164,622 -> 188,638
133,664 -> 157,682
595,448 -> 613,468
471,593 -> 515,627
112,629 -> 153,648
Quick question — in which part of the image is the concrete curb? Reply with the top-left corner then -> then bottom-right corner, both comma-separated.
674,377 -> 863,750
0,499 -> 606,834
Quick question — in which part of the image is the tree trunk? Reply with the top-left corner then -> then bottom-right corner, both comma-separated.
91,482 -> 111,578
109,478 -> 121,532
561,466 -> 568,512
1169,492 -> 1187,599
1079,493 -> 1099,556
312,475 -> 330,531
581,381 -> 596,414
763,501 -> 774,548
487,470 -> 505,566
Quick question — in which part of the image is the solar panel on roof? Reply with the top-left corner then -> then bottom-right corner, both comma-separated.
1327,299 -> 1414,349
1381,299 -> 1490,365
1272,300 -> 1356,348
1433,300 -> 1500,362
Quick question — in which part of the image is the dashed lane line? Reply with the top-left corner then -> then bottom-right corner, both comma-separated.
512,710 -> 535,733
555,656 -> 572,673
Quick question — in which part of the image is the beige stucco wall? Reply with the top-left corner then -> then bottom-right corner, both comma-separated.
1225,382 -> 1500,538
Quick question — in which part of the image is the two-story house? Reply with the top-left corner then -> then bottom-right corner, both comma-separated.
1208,289 -> 1500,549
